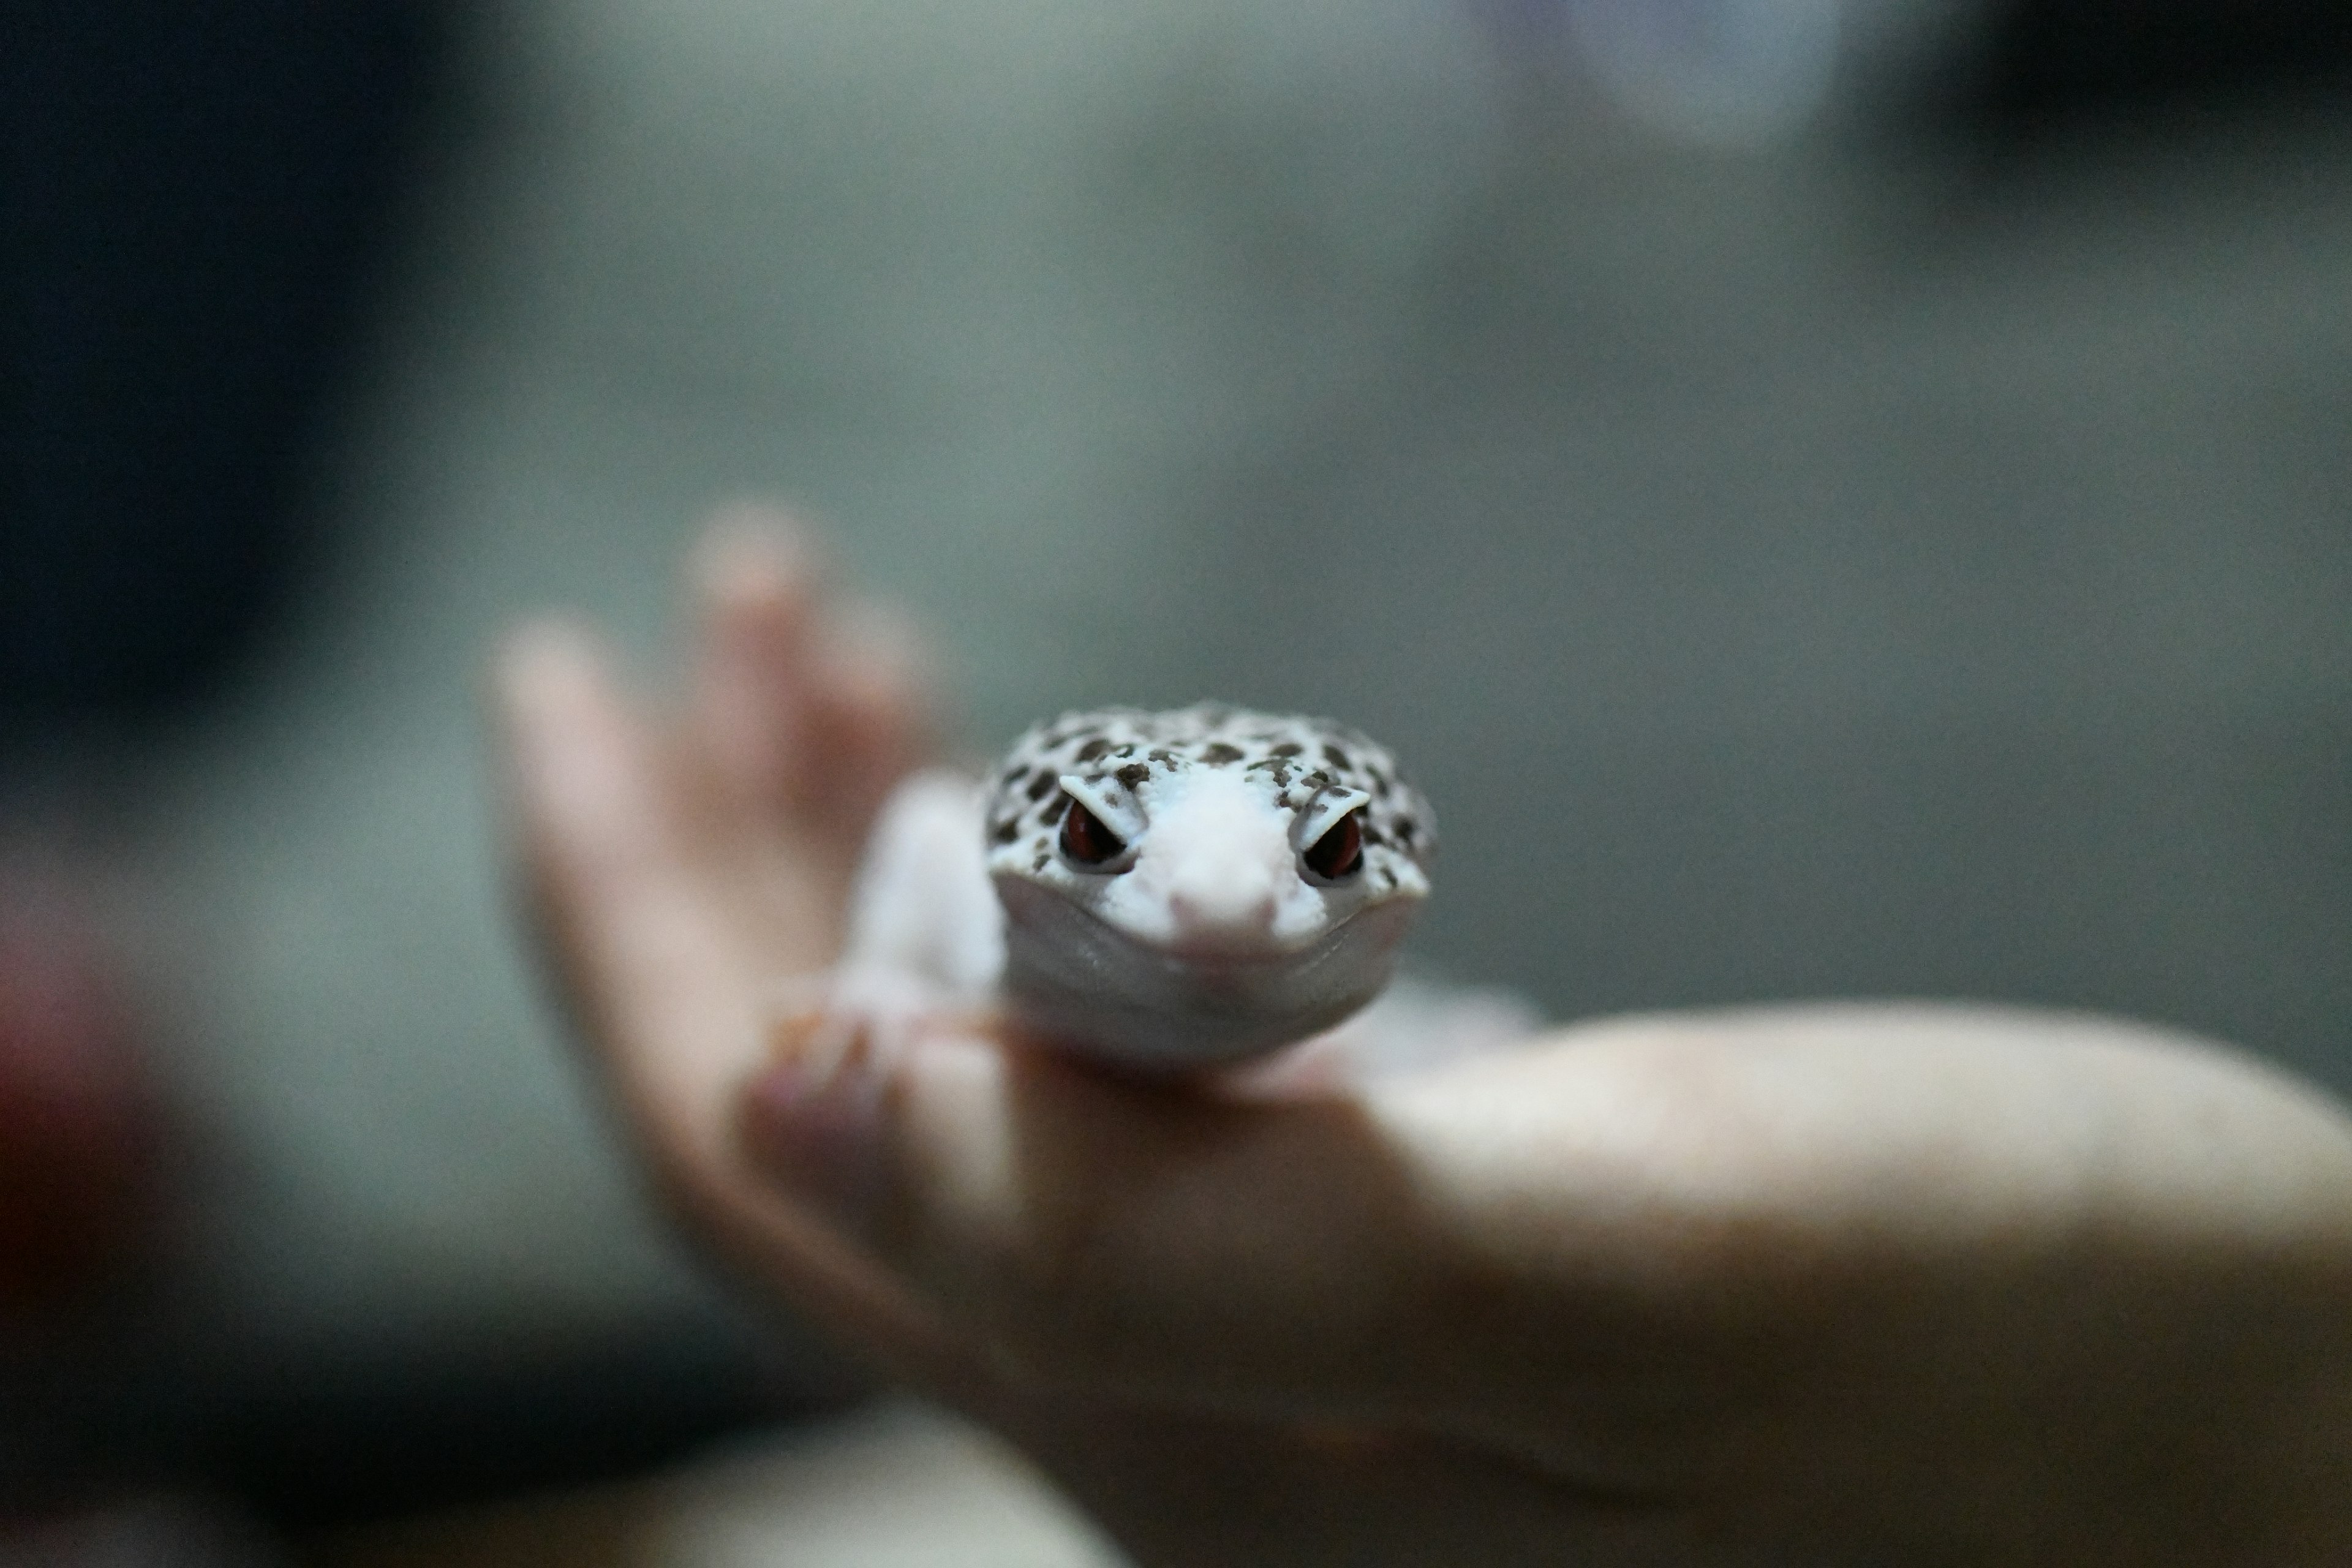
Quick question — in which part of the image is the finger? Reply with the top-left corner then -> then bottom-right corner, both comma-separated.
501,620 -> 767,1176
494,622 -> 982,1395
739,1012 -> 1646,1438
788,600 -> 930,853
688,508 -> 827,816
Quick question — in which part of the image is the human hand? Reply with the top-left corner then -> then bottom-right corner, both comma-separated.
496,518 -> 2352,1566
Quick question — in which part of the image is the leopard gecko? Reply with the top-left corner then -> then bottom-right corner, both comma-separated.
804,703 -> 1533,1076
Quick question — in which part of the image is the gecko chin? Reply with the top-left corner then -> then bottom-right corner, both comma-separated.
992,873 -> 1420,1071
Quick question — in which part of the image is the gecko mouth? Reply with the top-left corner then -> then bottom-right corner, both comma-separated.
993,871 -> 1420,1066
1072,899 -> 1359,974
992,872 -> 1421,978
1153,921 -> 1347,968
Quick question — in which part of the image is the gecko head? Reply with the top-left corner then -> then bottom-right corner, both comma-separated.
981,703 -> 1433,967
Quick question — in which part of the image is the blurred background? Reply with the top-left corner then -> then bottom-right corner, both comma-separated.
5,0 -> 2348,1559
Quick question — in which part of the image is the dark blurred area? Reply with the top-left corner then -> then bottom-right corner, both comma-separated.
2,0 -> 819,1551
1937,1 -> 2352,143
3,3 -> 445,745
2,0 -> 2348,1559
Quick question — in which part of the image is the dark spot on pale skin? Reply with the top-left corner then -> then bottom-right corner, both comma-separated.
1033,850 -> 1050,872
997,710 -> 1422,886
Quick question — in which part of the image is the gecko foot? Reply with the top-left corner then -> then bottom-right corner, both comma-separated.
767,964 -> 970,1092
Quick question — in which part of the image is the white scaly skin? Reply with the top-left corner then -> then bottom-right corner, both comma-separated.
810,703 -> 1461,1074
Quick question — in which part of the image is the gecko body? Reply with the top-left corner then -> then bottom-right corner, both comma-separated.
823,704 -> 1441,1072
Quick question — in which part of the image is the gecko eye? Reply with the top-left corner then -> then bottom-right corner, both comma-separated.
1302,809 -> 1364,880
1059,796 -> 1126,866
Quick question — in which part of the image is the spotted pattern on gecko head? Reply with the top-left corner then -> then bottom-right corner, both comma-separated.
981,703 -> 1434,894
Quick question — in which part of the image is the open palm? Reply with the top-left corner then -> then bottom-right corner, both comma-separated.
497,518 -> 2352,1566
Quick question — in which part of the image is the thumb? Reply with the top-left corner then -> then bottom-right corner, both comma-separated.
737,1003 -> 2352,1458
737,1011 -> 1752,1444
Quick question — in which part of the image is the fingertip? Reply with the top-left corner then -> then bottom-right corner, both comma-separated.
829,600 -> 932,703
688,510 -> 834,794
706,497 -> 812,546
491,619 -> 671,877
692,503 -> 824,616
812,600 -> 937,772
496,617 -> 608,716
493,622 -> 631,799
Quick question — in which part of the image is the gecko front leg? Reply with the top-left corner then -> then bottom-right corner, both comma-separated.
772,768 -> 1005,1083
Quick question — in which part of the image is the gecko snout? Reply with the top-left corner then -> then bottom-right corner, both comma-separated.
1166,870 -> 1279,930
1166,864 -> 1281,935
1133,767 -> 1296,950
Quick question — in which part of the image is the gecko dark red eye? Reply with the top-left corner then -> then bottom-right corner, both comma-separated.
1303,810 -> 1364,880
1059,797 -> 1126,865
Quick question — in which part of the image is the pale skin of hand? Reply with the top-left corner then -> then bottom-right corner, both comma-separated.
496,518 -> 2352,1567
